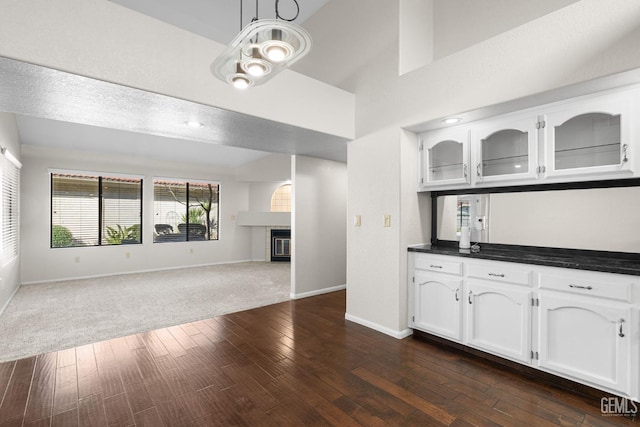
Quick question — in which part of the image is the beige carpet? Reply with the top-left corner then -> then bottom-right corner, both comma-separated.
0,261 -> 290,362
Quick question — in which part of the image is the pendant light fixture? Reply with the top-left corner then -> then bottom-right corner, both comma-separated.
211,0 -> 312,90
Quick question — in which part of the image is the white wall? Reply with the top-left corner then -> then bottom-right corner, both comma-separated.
240,154 -> 292,261
0,112 -> 21,313
20,144 -> 253,283
291,156 -> 347,298
346,0 -> 640,337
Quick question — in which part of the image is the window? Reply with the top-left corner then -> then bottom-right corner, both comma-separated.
270,184 -> 291,212
153,179 -> 219,243
2,149 -> 20,264
51,172 -> 142,248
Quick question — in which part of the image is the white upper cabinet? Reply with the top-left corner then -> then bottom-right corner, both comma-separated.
543,92 -> 635,180
419,127 -> 470,190
417,86 -> 640,191
472,115 -> 539,185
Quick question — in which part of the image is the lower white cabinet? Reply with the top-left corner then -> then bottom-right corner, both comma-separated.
414,272 -> 463,341
538,293 -> 634,396
409,251 -> 640,401
466,281 -> 532,363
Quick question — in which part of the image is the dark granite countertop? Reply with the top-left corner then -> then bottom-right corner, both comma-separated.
408,244 -> 640,276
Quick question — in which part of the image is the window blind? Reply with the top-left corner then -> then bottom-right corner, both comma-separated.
2,150 -> 20,265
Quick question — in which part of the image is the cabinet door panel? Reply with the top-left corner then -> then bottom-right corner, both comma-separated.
538,295 -> 631,395
420,127 -> 470,190
544,93 -> 633,179
414,273 -> 463,341
472,115 -> 539,184
466,282 -> 531,363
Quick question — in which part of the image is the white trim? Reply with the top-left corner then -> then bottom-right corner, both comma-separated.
20,259 -> 255,286
49,168 -> 144,180
345,313 -> 414,339
0,281 -> 20,316
1,147 -> 21,169
290,284 -> 346,300
153,176 -> 221,185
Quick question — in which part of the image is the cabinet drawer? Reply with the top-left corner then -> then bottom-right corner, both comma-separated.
539,272 -> 632,303
414,255 -> 462,276
467,262 -> 532,286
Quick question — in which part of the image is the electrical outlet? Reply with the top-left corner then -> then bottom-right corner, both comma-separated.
384,214 -> 391,227
125,252 -> 130,259
75,256 -> 80,263
231,214 -> 236,221
190,248 -> 194,254
354,215 -> 361,227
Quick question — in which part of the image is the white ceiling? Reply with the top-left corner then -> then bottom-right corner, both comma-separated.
7,1 -> 391,167
110,0 -> 330,45
1,57 -> 349,167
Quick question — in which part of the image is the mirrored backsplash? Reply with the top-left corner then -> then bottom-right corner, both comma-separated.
437,186 -> 640,253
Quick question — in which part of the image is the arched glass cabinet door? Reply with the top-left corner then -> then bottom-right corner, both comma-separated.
473,116 -> 538,184
419,128 -> 470,189
544,93 -> 633,178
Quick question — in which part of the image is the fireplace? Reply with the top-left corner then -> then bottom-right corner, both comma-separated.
271,229 -> 291,262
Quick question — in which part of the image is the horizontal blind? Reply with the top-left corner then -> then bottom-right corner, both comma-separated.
2,153 -> 20,264
51,173 -> 142,247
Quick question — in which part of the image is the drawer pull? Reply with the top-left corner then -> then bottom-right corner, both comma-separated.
569,284 -> 593,290
468,290 -> 473,304
488,273 -> 505,278
430,264 -> 443,269
619,319 -> 625,338
622,144 -> 629,163
455,288 -> 459,301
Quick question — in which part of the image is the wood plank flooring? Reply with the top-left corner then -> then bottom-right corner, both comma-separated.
0,290 -> 635,426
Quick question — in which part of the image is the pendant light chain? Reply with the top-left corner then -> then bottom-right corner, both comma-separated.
275,0 -> 300,21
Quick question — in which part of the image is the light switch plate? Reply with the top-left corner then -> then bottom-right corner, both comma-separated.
384,214 -> 391,227
354,215 -> 361,227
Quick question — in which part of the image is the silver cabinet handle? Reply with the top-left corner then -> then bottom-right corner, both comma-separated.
619,319 -> 625,338
569,284 -> 593,290
430,264 -> 443,269
476,163 -> 481,177
623,144 -> 629,163
463,164 -> 468,178
488,273 -> 505,278
455,288 -> 459,301
468,290 -> 473,304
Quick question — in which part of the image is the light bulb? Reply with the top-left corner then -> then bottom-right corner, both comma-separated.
265,45 -> 287,62
232,75 -> 251,89
246,62 -> 267,77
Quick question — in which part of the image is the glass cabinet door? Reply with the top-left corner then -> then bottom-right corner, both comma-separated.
473,116 -> 538,184
420,128 -> 470,189
554,113 -> 621,170
545,93 -> 633,178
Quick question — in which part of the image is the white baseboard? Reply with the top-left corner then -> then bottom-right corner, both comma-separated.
21,259 -> 257,286
290,284 -> 346,300
344,313 -> 413,340
0,282 -> 20,316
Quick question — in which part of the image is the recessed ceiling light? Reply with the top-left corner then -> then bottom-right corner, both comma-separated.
185,121 -> 204,128
442,117 -> 462,125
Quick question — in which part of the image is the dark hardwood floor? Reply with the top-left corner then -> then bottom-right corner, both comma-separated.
0,290 -> 635,426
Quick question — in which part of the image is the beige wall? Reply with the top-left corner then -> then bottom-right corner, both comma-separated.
489,187 -> 640,252
0,112 -> 21,313
292,156 -> 347,298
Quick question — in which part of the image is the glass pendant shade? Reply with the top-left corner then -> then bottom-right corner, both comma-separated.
211,19 -> 312,88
